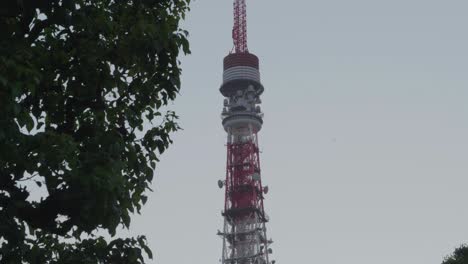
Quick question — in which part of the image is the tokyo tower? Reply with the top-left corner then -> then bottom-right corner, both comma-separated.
217,1 -> 275,264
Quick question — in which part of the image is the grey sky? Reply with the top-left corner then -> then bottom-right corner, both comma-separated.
124,1 -> 468,263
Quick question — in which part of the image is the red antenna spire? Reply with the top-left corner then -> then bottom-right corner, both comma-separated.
232,0 -> 248,53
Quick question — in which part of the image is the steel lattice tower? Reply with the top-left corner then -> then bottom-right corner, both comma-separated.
217,1 -> 275,264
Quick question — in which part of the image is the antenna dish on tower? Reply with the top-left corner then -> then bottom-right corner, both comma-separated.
252,173 -> 261,181
218,180 -> 224,189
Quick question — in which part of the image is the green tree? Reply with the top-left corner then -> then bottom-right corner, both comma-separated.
443,245 -> 468,264
0,0 -> 190,263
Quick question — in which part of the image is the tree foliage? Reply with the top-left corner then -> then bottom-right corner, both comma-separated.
443,245 -> 468,264
0,0 -> 190,262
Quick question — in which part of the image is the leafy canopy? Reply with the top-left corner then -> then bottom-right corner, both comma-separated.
0,0 -> 190,262
443,245 -> 468,264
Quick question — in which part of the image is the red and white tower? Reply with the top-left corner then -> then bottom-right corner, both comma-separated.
217,1 -> 275,264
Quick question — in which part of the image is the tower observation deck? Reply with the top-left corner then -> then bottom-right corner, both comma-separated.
217,1 -> 275,264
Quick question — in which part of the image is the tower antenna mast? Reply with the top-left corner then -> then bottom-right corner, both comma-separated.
233,0 -> 248,53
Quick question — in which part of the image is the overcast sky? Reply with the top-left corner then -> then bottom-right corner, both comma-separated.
123,1 -> 468,263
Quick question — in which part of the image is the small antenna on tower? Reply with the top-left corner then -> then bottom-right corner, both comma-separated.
218,180 -> 225,189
